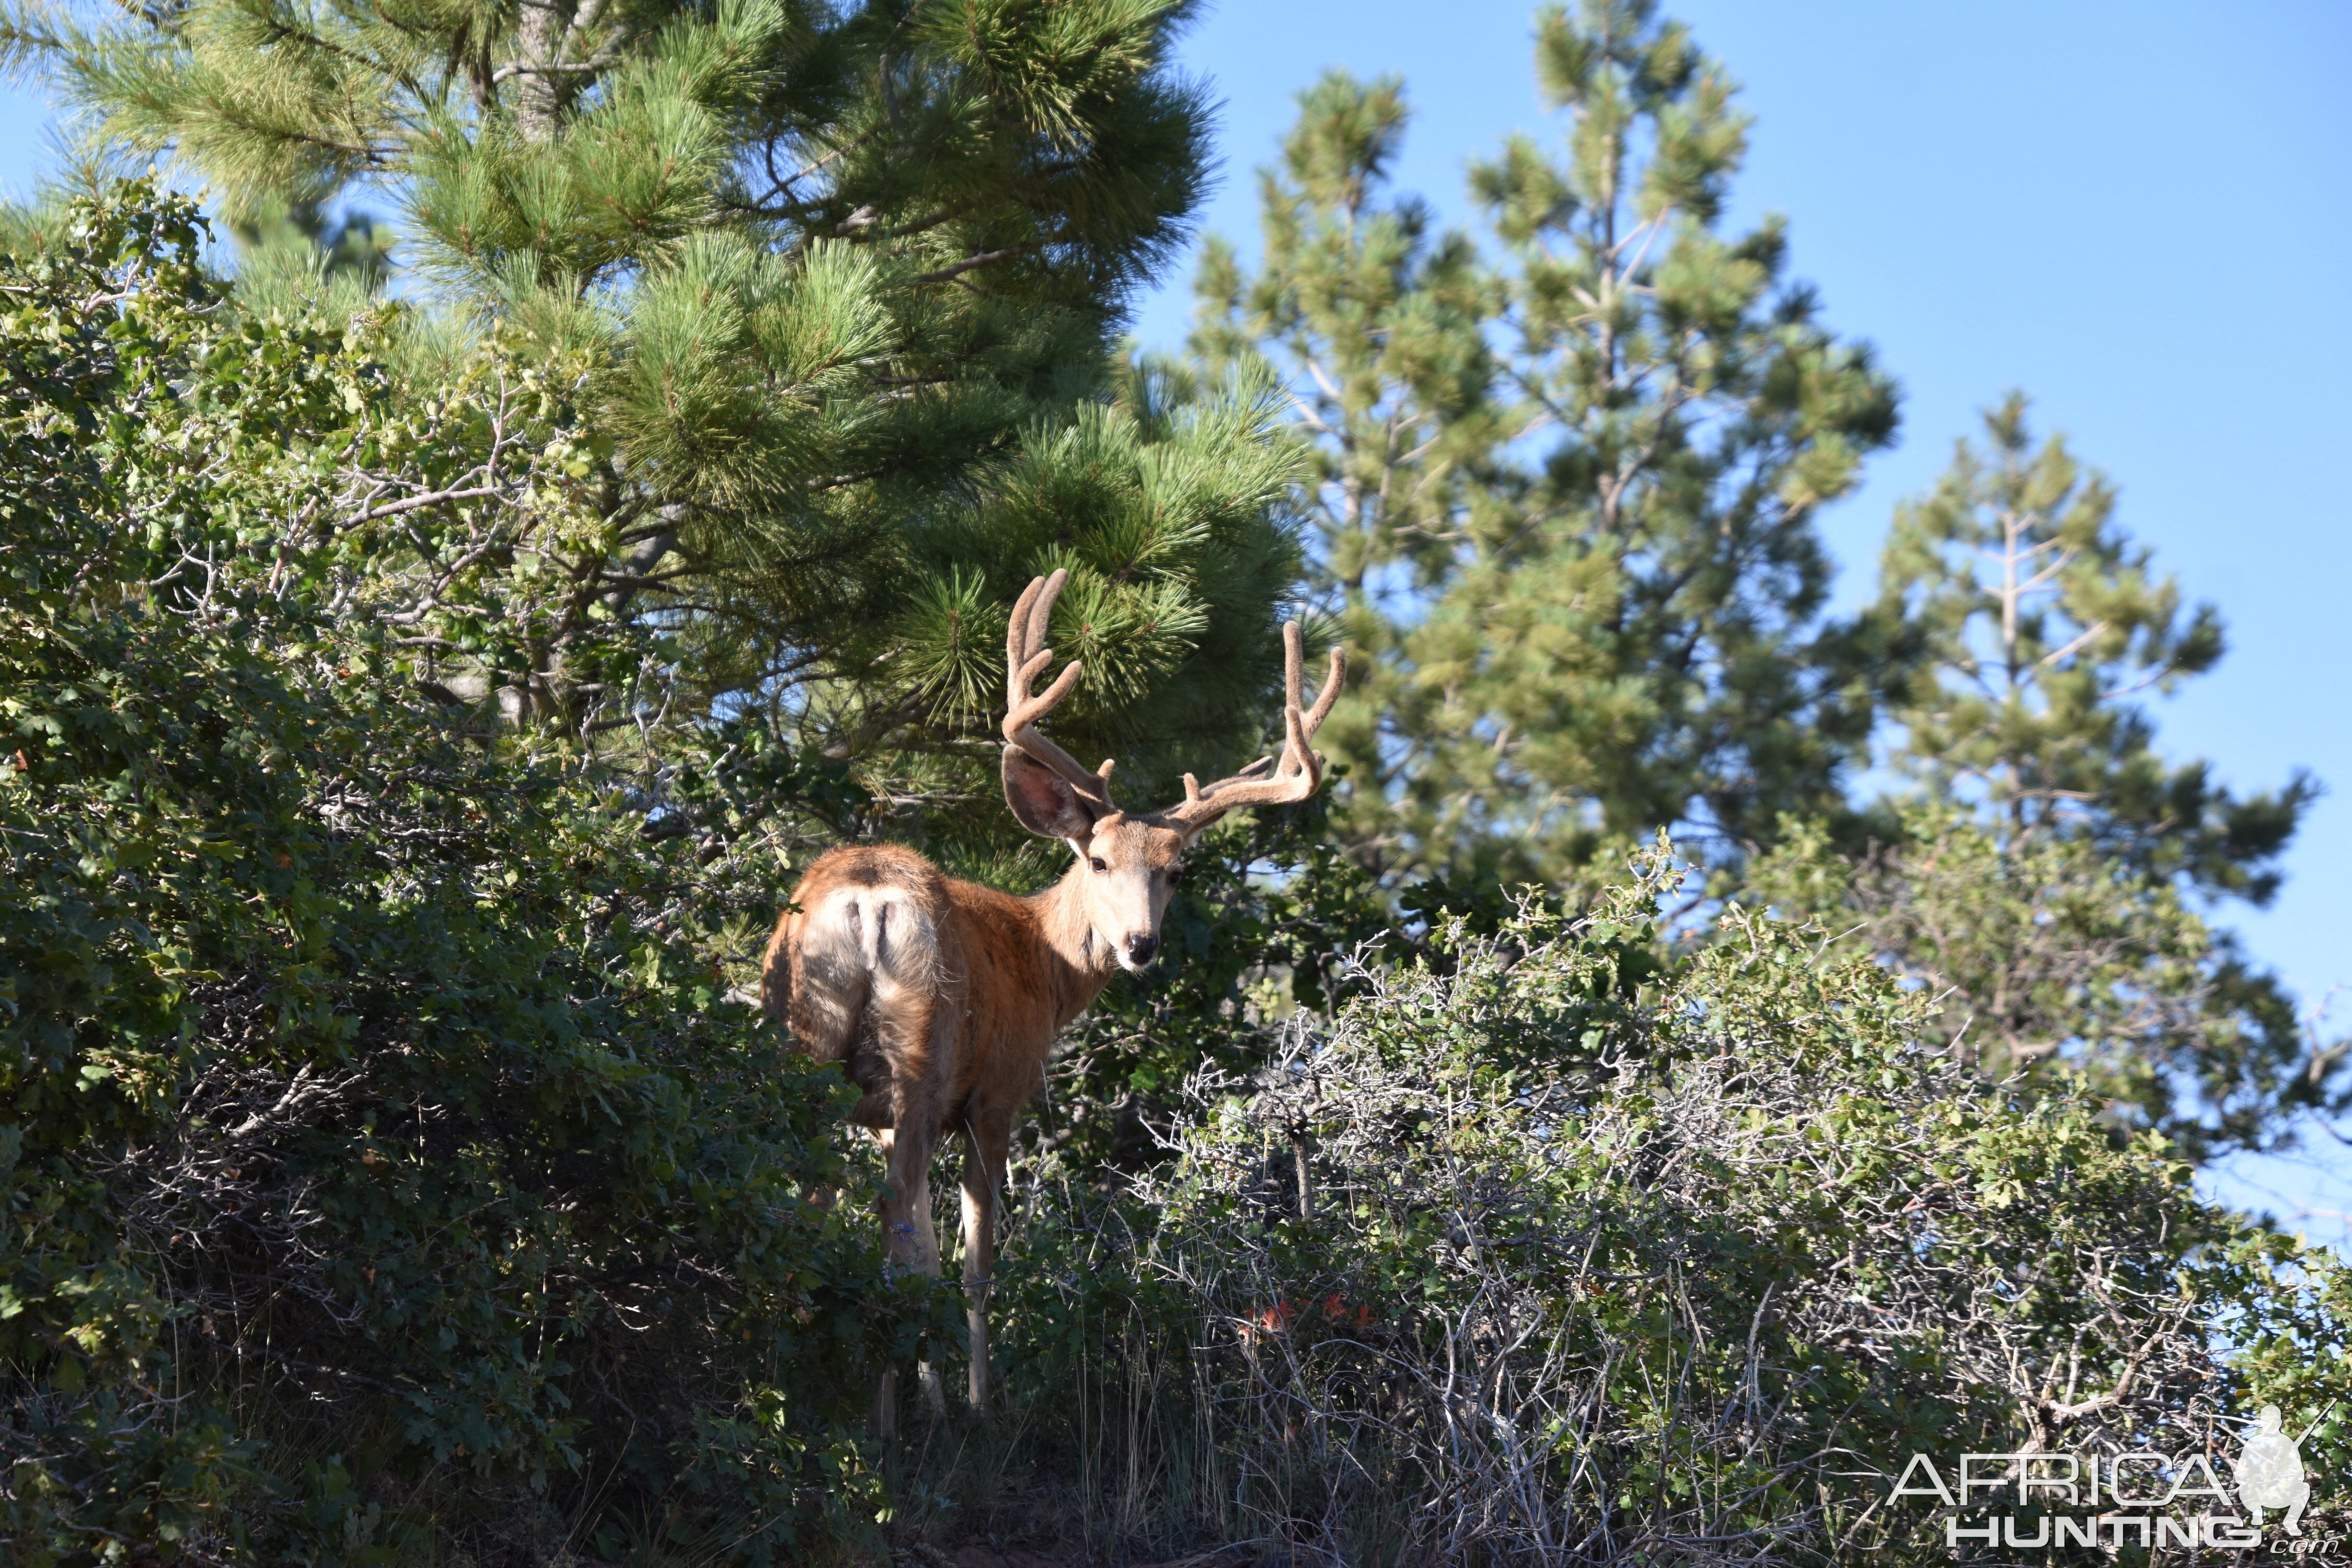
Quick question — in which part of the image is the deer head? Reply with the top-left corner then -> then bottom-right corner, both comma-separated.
1000,570 -> 1343,975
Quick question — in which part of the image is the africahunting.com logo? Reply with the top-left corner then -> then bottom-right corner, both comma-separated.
1890,1404 -> 2339,1554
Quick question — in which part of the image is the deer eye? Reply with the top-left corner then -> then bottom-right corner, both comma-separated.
1163,864 -> 1183,886
1089,856 -> 1108,873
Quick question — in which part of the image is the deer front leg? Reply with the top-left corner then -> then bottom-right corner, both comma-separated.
958,1145 -> 995,1412
959,1115 -> 1016,1414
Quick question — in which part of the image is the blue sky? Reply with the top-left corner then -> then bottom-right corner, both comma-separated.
2,0 -> 2346,1233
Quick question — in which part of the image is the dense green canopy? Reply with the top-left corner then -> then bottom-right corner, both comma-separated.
0,0 -> 1314,860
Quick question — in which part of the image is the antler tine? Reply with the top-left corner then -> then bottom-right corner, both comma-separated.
1283,615 -> 1305,716
1002,570 -> 1119,812
1157,621 -> 1344,835
1290,618 -> 1343,736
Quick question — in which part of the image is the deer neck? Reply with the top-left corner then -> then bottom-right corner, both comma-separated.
1027,860 -> 1123,1027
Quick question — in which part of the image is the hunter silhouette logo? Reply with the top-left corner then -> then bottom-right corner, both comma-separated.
1891,1398 -> 2339,1552
2238,1405 -> 2313,1535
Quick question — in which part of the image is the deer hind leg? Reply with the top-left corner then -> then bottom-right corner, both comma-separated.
864,890 -> 956,1423
864,1127 -> 935,1274
774,892 -> 873,1064
794,883 -> 943,1265
867,1125 -> 947,1435
867,1125 -> 948,1436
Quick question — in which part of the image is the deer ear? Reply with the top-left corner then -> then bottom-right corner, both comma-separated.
1002,746 -> 1099,839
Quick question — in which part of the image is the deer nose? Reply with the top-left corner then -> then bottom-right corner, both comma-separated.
1124,933 -> 1159,966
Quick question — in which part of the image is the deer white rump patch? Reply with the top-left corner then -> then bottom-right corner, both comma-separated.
796,885 -> 948,1031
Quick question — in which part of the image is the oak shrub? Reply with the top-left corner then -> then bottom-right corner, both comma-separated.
0,188 -> 925,1565
985,856 -> 2352,1563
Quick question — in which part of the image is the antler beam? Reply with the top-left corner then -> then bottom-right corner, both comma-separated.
1002,570 -> 1121,815
1157,619 -> 1343,837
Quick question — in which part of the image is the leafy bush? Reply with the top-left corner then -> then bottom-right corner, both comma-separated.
987,850 -> 2352,1564
0,188 -> 921,1565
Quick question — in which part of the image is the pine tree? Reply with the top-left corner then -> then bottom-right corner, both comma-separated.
1185,67 -> 1498,879
1,0 -> 1304,853
1192,2 -> 1900,886
1876,391 -> 2311,898
1750,395 -> 2336,1157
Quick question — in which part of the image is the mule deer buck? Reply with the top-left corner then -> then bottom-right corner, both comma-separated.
760,570 -> 1341,1425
